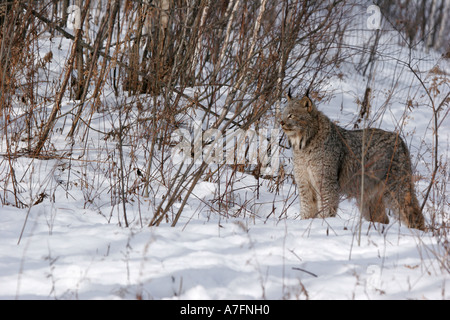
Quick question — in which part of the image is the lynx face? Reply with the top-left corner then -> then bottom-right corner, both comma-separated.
280,96 -> 318,150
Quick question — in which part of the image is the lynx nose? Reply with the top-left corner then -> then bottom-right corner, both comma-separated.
280,120 -> 285,126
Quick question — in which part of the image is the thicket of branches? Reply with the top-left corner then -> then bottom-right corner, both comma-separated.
0,0 -> 448,257
377,0 -> 450,52
0,0 -> 349,209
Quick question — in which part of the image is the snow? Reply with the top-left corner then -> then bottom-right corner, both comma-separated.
1,9 -> 449,301
1,204 -> 447,300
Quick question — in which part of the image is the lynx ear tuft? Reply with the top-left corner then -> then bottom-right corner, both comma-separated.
286,88 -> 292,101
305,87 -> 311,98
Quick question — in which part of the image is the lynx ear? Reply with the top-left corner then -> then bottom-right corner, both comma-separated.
305,97 -> 314,113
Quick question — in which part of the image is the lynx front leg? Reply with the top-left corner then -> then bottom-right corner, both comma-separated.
307,167 -> 339,218
316,183 -> 339,218
298,183 -> 319,219
293,166 -> 319,219
298,183 -> 338,219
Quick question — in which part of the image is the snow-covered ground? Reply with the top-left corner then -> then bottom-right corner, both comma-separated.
1,12 -> 449,300
0,202 -> 448,300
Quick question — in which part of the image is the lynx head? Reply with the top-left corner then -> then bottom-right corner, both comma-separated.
280,92 -> 319,150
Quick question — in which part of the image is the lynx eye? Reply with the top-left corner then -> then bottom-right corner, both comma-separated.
288,114 -> 294,119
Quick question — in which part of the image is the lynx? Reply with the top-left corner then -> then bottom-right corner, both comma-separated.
280,93 -> 425,230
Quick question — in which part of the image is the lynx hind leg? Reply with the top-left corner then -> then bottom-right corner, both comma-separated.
385,181 -> 426,230
387,139 -> 426,230
357,192 -> 389,225
398,190 -> 425,230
